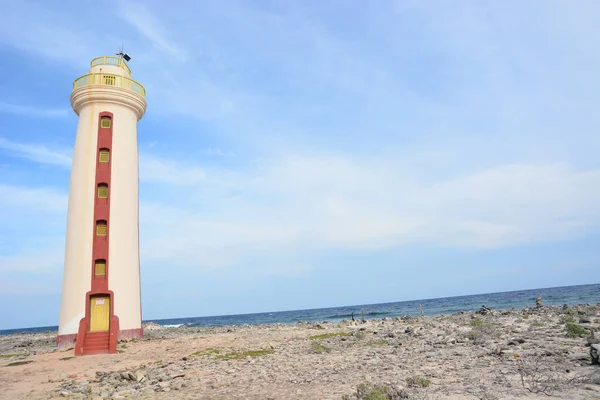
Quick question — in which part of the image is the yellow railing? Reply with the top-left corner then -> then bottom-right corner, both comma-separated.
90,56 -> 132,75
73,73 -> 146,97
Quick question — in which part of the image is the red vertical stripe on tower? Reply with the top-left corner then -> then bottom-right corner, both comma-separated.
73,112 -> 120,356
91,112 -> 113,292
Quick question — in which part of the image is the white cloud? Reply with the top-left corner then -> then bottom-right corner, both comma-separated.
0,283 -> 59,295
0,138 -> 72,168
137,155 -> 600,271
116,1 -> 186,62
254,264 -> 314,278
0,248 -> 63,301
0,250 -> 63,274
0,1 -> 100,66
0,137 -> 206,185
0,184 -> 68,213
140,155 -> 206,185
0,102 -> 70,118
203,148 -> 236,157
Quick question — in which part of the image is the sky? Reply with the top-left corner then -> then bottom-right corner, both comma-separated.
0,0 -> 599,330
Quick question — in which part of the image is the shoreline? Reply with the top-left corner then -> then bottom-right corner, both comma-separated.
3,281 -> 599,336
3,297 -> 600,337
1,303 -> 599,399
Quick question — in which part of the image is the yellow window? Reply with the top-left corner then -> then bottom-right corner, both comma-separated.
103,75 -> 116,86
100,117 -> 111,129
99,150 -> 110,163
95,260 -> 106,276
96,221 -> 107,236
97,184 -> 108,199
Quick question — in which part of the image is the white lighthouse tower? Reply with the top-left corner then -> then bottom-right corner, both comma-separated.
57,54 -> 147,355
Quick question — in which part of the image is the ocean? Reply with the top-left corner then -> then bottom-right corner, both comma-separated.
2,283 -> 598,336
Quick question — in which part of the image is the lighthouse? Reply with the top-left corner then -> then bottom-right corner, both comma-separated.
57,54 -> 147,355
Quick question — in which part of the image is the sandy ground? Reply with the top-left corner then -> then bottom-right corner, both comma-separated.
1,304 -> 599,399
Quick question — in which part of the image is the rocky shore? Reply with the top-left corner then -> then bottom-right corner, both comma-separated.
1,303 -> 599,399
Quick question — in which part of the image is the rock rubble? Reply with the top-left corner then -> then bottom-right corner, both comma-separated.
0,303 -> 599,399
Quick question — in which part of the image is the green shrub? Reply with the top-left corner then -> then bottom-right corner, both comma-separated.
565,322 -> 588,338
368,340 -> 388,346
406,375 -> 431,388
559,315 -> 575,324
6,360 -> 33,367
190,348 -> 220,357
342,383 -> 408,400
309,332 -> 351,340
311,341 -> 331,354
0,353 -> 24,359
466,321 -> 499,345
216,349 -> 274,360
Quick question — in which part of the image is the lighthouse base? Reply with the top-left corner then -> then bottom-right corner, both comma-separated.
56,333 -> 78,350
118,328 -> 144,341
56,328 -> 143,353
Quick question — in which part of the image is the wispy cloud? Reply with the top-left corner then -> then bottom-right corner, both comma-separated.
0,138 -> 72,168
137,155 -> 600,273
0,137 -> 206,185
0,1 -> 100,66
0,282 -> 59,295
140,155 -> 206,185
254,264 -> 314,278
0,184 -> 68,212
0,102 -> 70,118
202,148 -> 236,157
116,1 -> 186,62
4,135 -> 600,269
0,250 -> 63,274
0,185 -> 66,282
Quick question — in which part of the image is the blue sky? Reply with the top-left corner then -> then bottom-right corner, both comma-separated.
1,0 -> 599,330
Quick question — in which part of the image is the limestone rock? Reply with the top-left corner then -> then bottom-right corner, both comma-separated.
536,295 -> 543,308
591,344 -> 600,365
477,305 -> 493,315
136,371 -> 146,383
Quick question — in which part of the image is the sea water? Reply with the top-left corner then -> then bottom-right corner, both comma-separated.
1,283 -> 598,335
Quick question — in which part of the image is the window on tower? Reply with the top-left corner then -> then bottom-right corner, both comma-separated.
95,259 -> 107,276
100,117 -> 111,129
96,220 -> 107,236
97,183 -> 108,199
103,75 -> 116,86
99,148 -> 110,163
